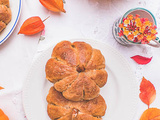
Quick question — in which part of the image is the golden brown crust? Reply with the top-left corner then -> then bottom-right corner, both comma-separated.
0,0 -> 9,7
54,74 -> 78,92
0,5 -> 11,24
45,58 -> 77,83
47,87 -> 106,120
86,49 -> 105,70
0,21 -> 6,32
47,104 -> 72,120
59,72 -> 100,101
73,113 -> 102,120
85,69 -> 108,87
45,41 -> 108,101
62,73 -> 84,101
52,41 -> 78,66
73,41 -> 92,70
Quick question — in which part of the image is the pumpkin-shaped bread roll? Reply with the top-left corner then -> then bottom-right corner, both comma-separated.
45,41 -> 108,101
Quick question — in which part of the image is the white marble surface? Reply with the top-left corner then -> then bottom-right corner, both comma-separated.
1,0 -> 160,119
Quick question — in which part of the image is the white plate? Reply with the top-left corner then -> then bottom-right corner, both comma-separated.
0,0 -> 22,45
23,39 -> 138,120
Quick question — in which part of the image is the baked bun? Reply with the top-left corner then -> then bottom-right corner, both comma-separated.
47,87 -> 107,120
45,41 -> 108,101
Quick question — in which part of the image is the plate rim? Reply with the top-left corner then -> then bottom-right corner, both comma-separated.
0,0 -> 22,45
22,39 -> 139,120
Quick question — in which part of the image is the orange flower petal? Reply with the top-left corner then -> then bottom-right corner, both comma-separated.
133,30 -> 139,36
147,35 -> 152,41
151,29 -> 157,34
124,19 -> 130,25
127,34 -> 134,40
123,30 -> 129,36
127,14 -> 133,20
137,34 -> 144,40
119,23 -> 124,28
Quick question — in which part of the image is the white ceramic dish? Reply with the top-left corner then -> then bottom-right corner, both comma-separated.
23,39 -> 138,120
0,0 -> 22,45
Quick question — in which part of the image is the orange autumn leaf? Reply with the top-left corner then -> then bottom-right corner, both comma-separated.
0,108 -> 9,120
0,86 -> 4,90
139,77 -> 156,108
39,0 -> 66,13
18,16 -> 45,35
140,108 -> 160,120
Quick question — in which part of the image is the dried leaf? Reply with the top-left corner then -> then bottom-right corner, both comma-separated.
0,86 -> 4,90
39,0 -> 66,13
140,108 -> 160,120
131,55 -> 152,65
18,16 -> 45,35
139,77 -> 156,108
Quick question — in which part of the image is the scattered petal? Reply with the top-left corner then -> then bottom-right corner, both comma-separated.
131,55 -> 152,65
139,77 -> 156,108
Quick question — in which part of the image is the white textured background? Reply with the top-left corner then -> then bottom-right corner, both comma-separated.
0,0 -> 160,119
